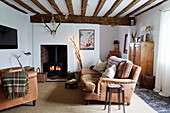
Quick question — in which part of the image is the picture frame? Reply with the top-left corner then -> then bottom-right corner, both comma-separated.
79,29 -> 95,50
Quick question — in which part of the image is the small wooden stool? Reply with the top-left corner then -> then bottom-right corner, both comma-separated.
104,84 -> 125,113
65,80 -> 78,89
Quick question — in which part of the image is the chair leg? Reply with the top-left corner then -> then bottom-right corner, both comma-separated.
85,100 -> 89,105
33,100 -> 36,106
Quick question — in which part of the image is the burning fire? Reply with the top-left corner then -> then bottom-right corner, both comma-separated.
56,66 -> 61,71
49,66 -> 61,71
50,66 -> 54,71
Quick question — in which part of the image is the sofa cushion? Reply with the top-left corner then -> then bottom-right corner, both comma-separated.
93,59 -> 107,73
107,56 -> 123,68
116,60 -> 133,79
81,74 -> 101,92
82,68 -> 101,75
102,65 -> 116,78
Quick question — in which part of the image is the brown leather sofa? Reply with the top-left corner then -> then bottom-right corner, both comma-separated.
0,67 -> 38,110
81,65 -> 141,105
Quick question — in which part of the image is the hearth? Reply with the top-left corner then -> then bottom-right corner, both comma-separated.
41,45 -> 67,78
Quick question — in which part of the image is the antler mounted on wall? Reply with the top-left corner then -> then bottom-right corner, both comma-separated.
41,15 -> 61,38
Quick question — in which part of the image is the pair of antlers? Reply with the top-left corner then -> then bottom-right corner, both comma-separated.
41,15 -> 61,36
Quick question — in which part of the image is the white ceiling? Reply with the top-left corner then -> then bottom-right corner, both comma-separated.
4,0 -> 164,17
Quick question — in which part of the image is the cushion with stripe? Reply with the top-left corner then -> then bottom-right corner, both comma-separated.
106,56 -> 123,68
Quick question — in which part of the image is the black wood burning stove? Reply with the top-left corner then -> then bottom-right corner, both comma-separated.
43,62 -> 64,78
41,45 -> 67,78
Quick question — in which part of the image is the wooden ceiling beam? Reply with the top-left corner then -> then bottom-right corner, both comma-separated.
125,0 -> 156,17
31,0 -> 51,14
13,0 -> 39,14
30,14 -> 135,26
1,0 -> 27,14
93,0 -> 106,16
104,0 -> 123,17
115,0 -> 141,17
135,0 -> 168,16
65,0 -> 74,15
81,0 -> 88,16
47,0 -> 62,15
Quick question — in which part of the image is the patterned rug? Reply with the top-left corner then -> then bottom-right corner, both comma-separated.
134,86 -> 170,113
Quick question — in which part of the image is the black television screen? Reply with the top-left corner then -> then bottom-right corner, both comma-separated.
0,25 -> 18,49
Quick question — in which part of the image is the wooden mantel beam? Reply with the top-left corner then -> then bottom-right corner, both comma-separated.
31,0 -> 51,14
115,0 -> 141,17
93,0 -> 106,16
30,14 -> 135,26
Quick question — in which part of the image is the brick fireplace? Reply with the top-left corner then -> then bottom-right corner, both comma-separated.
41,45 -> 67,78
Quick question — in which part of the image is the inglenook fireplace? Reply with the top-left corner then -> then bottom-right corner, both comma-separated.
41,45 -> 67,78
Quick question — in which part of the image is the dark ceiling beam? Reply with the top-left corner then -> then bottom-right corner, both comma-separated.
104,0 -> 123,17
93,0 -> 106,16
31,0 -> 51,14
115,0 -> 141,17
0,0 -> 27,14
135,0 -> 168,16
47,0 -> 62,15
65,0 -> 74,15
13,0 -> 39,14
30,14 -> 135,26
81,0 -> 88,16
125,0 -> 156,17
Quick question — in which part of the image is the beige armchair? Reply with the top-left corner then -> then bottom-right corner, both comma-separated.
81,65 -> 141,105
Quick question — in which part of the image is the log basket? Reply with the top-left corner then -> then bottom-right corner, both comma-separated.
36,67 -> 48,83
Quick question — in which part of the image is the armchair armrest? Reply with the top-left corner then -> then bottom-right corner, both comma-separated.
28,71 -> 37,79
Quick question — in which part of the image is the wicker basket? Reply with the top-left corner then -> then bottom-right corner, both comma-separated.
36,67 -> 48,83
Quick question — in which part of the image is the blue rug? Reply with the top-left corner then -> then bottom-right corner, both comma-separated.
134,86 -> 170,113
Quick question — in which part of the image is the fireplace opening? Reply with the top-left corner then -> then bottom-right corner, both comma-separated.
41,45 -> 67,78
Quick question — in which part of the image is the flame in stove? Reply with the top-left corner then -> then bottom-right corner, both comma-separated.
50,66 -> 54,71
56,66 -> 61,71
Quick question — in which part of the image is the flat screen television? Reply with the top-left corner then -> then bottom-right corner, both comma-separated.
0,25 -> 18,49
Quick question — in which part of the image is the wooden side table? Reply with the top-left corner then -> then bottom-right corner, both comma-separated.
104,84 -> 126,113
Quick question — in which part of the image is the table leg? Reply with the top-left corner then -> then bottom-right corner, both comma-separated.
108,89 -> 112,113
118,88 -> 120,110
122,88 -> 126,113
104,87 -> 108,110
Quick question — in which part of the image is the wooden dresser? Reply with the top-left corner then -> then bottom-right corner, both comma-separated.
129,42 -> 154,86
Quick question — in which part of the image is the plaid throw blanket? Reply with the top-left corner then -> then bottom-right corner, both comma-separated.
2,71 -> 29,99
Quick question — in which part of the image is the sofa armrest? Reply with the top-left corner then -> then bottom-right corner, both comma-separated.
96,77 -> 136,95
98,77 -> 137,84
